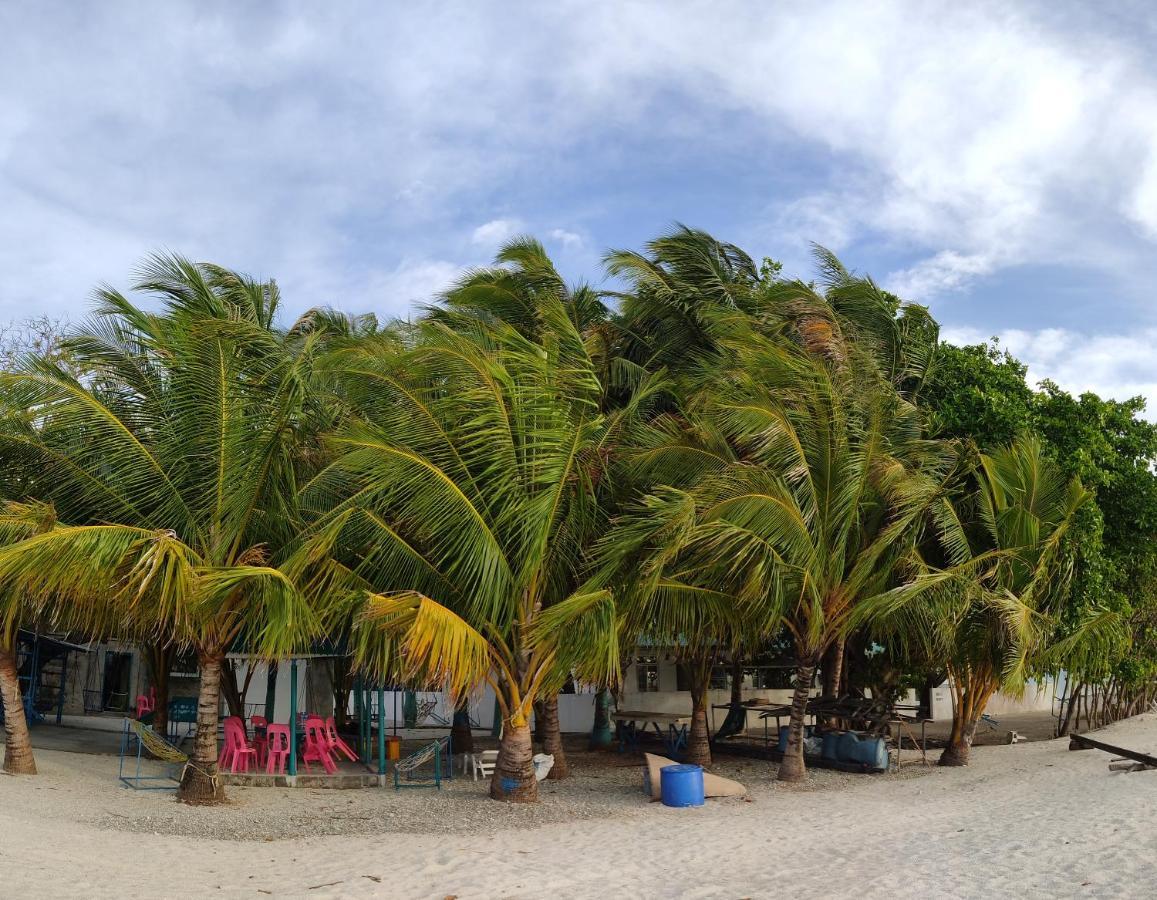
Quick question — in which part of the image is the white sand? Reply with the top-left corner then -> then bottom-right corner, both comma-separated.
3,715 -> 1157,899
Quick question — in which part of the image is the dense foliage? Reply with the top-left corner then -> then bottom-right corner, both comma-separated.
0,227 -> 1154,797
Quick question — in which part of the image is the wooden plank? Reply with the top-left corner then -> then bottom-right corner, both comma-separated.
1068,733 -> 1157,768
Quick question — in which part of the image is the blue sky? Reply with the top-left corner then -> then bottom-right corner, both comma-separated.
4,1 -> 1157,409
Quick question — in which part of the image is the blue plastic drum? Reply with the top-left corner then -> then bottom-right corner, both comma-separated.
660,763 -> 705,807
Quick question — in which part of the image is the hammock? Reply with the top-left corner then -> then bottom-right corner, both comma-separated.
127,718 -> 189,764
119,718 -> 186,790
394,737 -> 448,790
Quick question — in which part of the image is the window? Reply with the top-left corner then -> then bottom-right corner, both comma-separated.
675,664 -> 730,692
636,657 -> 659,692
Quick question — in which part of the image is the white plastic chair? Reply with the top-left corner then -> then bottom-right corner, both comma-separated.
471,750 -> 499,781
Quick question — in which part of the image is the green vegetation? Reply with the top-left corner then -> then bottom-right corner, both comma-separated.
1,228 -> 1154,800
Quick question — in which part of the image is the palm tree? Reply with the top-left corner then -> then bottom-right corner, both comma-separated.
873,435 -> 1096,764
597,475 -> 779,766
0,501 -> 58,774
0,256 -> 322,802
605,229 -> 958,781
295,283 -> 619,802
429,238 -> 618,779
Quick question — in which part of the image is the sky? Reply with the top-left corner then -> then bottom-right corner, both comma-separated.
3,1 -> 1157,410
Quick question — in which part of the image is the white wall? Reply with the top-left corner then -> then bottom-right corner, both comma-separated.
232,658 -> 1062,732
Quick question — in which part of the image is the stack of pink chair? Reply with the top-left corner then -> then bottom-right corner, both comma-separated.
219,716 -> 258,773
324,716 -> 359,762
301,716 -> 337,774
250,715 -> 269,765
135,687 -> 156,720
264,724 -> 291,774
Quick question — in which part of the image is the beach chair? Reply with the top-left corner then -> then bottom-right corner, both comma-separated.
302,717 -> 337,774
222,717 -> 259,773
135,693 -> 154,720
250,714 -> 269,765
470,750 -> 499,781
324,716 -> 359,762
264,724 -> 291,774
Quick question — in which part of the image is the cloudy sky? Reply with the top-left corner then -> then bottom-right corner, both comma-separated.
4,1 -> 1157,409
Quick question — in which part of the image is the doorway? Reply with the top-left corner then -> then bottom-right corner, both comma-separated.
102,651 -> 133,712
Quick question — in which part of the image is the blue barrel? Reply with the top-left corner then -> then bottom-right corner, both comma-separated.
778,724 -> 815,753
821,730 -> 843,761
660,763 -> 705,807
836,732 -> 888,770
837,730 -> 861,763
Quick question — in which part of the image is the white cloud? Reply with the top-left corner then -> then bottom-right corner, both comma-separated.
365,259 -> 464,313
548,228 -> 583,250
471,218 -> 523,248
6,0 -> 1157,330
942,325 -> 1157,416
886,252 -> 997,300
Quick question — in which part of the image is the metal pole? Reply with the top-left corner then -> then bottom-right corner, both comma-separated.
354,675 -> 363,756
362,686 -> 371,765
377,685 -> 386,775
27,636 -> 40,718
56,651 -> 69,725
289,660 -> 298,776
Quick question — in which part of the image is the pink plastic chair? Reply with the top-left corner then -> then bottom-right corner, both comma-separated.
301,716 -> 337,774
222,717 -> 258,773
324,716 -> 359,762
264,724 -> 291,774
219,715 -> 243,768
135,694 -> 154,720
251,715 -> 269,766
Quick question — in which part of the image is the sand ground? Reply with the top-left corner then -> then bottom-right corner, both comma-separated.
1,714 -> 1155,899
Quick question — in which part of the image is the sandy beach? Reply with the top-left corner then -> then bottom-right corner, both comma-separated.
1,714 -> 1155,899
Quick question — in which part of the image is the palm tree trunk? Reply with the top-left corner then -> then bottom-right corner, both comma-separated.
730,654 -> 743,705
778,660 -> 814,783
1058,679 -> 1082,737
540,693 -> 569,779
940,679 -> 995,766
178,651 -> 225,804
686,665 -> 712,767
490,720 -> 538,802
532,699 -> 546,745
822,638 -> 845,698
220,660 -> 245,720
0,643 -> 36,775
450,696 -> 474,756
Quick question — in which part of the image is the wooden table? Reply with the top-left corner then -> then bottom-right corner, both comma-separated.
613,710 -> 693,756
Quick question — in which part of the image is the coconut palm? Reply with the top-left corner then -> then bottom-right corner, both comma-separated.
872,435 -> 1096,764
429,237 -> 618,778
0,256 -> 323,802
605,230 -> 960,781
0,501 -> 59,774
597,468 -> 781,766
295,288 -> 619,802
